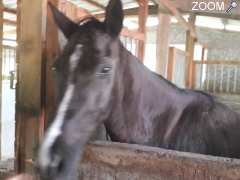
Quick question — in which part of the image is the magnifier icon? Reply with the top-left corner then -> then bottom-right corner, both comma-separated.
226,0 -> 238,13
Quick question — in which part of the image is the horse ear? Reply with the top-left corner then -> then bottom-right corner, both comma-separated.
48,2 -> 79,39
104,0 -> 123,37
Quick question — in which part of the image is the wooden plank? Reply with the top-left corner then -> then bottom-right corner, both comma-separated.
94,5 -> 158,19
59,0 -> 91,21
156,0 -> 197,38
4,7 -> 17,14
156,13 -> 171,76
15,0 -> 43,173
185,14 -> 196,89
121,28 -> 145,41
80,141 -> 240,180
167,47 -> 174,81
137,0 -> 148,62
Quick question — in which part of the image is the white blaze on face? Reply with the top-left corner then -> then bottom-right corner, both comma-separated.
39,44 -> 83,169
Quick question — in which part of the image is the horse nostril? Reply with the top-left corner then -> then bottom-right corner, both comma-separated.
51,154 -> 62,168
51,154 -> 65,173
37,145 -> 65,179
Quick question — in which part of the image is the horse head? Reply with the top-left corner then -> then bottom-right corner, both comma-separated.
38,0 -> 123,179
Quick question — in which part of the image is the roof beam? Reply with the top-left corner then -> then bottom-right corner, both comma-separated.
82,0 -> 105,10
156,0 -> 197,38
94,5 -> 157,19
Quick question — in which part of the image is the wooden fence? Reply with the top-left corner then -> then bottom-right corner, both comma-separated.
193,60 -> 240,94
79,141 -> 240,180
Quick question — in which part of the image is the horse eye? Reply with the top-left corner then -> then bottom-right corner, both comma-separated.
101,67 -> 111,74
52,66 -> 57,71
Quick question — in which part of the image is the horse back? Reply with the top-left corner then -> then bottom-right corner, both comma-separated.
168,91 -> 240,158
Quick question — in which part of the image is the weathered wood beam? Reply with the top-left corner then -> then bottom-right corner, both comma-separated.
121,28 -> 145,41
185,14 -> 196,88
82,0 -> 105,10
80,141 -> 240,180
156,0 -> 197,38
94,5 -> 157,19
137,0 -> 148,62
15,0 -> 44,173
4,7 -> 17,14
59,0 -> 91,21
156,14 -> 171,76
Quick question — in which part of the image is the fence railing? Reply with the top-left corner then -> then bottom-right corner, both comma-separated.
193,60 -> 240,94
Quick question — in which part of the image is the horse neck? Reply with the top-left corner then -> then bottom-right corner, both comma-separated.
116,45 -> 184,110
105,44 -> 189,142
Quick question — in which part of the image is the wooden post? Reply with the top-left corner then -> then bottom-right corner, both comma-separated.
185,14 -> 196,89
137,0 -> 148,62
0,0 -> 3,160
156,13 -> 171,76
43,0 -> 59,130
167,47 -> 174,81
15,0 -> 44,173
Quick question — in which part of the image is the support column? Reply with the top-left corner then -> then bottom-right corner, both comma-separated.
15,0 -> 44,173
137,0 -> 148,62
185,14 -> 196,88
156,13 -> 171,76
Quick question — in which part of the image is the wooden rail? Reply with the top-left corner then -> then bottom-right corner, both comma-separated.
4,7 -> 17,14
121,28 -> 145,41
79,141 -> 240,180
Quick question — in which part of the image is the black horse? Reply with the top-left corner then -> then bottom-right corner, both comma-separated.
38,0 -> 240,179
